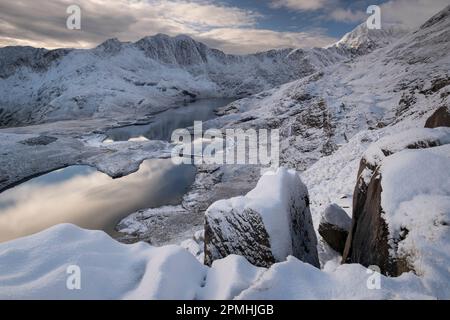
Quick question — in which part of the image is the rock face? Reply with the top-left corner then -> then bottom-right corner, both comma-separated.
342,128 -> 450,276
204,168 -> 319,268
425,106 -> 450,128
318,204 -> 351,254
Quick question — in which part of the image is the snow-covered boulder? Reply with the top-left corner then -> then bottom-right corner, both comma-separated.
318,204 -> 351,254
343,128 -> 450,279
204,168 -> 319,268
425,106 -> 450,128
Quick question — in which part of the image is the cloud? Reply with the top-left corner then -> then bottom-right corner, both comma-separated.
0,0 -> 337,53
328,8 -> 366,23
270,0 -> 450,29
270,0 -> 329,11
379,0 -> 450,29
198,28 -> 337,54
2,0 -> 447,54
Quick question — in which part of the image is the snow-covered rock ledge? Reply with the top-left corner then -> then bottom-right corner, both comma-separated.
0,224 -> 441,300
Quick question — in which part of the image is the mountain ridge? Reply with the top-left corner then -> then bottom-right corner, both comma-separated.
0,19 -> 417,126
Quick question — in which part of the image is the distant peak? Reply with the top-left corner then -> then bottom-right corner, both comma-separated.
334,22 -> 407,52
136,33 -> 197,44
95,38 -> 124,54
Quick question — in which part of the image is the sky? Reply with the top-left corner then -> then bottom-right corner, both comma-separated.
0,0 -> 449,54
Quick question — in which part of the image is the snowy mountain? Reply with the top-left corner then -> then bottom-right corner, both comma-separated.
0,27 -> 404,127
209,4 -> 450,173
333,22 -> 407,54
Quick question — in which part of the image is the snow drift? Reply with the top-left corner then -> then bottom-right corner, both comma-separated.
0,223 -> 447,300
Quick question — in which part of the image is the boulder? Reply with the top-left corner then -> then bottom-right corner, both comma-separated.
425,106 -> 450,128
318,204 -> 351,254
204,168 -> 319,268
343,128 -> 450,276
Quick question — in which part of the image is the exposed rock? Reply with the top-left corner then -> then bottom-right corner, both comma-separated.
115,205 -> 202,246
343,128 -> 450,276
425,106 -> 450,128
342,166 -> 400,275
318,204 -> 351,254
205,207 -> 276,267
204,168 -> 319,268
19,135 -> 58,146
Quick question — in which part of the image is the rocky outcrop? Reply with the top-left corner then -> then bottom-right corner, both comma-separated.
342,165 -> 401,275
19,135 -> 57,146
342,128 -> 450,276
425,106 -> 450,128
318,204 -> 351,254
204,168 -> 319,268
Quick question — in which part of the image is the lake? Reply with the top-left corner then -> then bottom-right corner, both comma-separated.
0,159 -> 196,242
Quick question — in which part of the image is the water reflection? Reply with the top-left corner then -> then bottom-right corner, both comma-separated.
0,159 -> 196,242
105,98 -> 234,142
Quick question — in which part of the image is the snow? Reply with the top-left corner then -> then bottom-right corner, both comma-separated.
321,204 -> 352,231
363,127 -> 450,167
1,223 -> 447,300
379,144 -> 450,297
237,256 -> 433,300
199,255 -> 265,300
122,245 -> 206,300
301,130 -> 382,227
0,224 -> 206,300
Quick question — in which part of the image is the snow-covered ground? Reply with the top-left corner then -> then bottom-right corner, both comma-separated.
0,223 -> 443,300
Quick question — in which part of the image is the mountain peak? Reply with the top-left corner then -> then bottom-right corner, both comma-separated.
136,33 -> 197,44
334,22 -> 407,53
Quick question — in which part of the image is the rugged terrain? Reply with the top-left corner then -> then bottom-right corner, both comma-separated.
0,4 -> 449,300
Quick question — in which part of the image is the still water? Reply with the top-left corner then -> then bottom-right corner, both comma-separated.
0,159 -> 196,242
105,98 -> 234,142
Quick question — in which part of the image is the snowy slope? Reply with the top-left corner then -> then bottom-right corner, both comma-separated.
209,5 -> 450,173
200,5 -> 450,261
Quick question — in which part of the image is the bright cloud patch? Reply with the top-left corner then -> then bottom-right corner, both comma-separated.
270,0 -> 329,11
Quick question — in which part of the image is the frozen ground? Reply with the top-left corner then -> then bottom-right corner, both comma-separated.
0,223 -> 444,300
